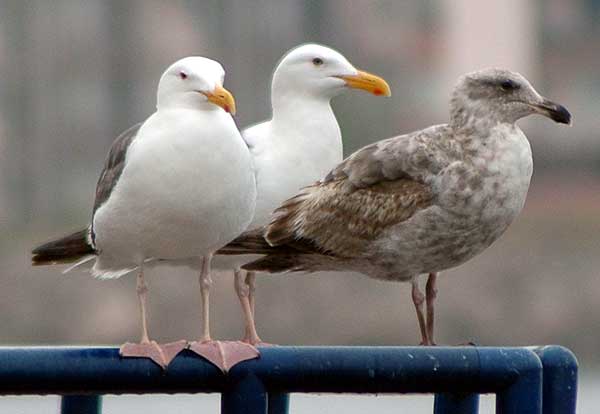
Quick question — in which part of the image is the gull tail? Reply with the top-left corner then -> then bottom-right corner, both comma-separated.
242,254 -> 311,273
216,228 -> 275,255
32,228 -> 96,266
217,227 -> 312,257
217,228 -> 304,273
217,228 -> 332,274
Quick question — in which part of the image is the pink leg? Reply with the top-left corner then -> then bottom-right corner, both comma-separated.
235,268 -> 261,344
411,279 -> 431,346
425,272 -> 438,345
199,254 -> 212,342
246,271 -> 257,320
189,255 -> 260,372
120,267 -> 186,369
136,268 -> 150,343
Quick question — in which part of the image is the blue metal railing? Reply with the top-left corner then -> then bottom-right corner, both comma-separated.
0,345 -> 577,414
533,346 -> 578,414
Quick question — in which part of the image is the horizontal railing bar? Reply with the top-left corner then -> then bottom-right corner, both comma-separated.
0,346 -> 541,396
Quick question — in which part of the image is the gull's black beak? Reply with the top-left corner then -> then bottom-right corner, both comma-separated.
534,99 -> 572,125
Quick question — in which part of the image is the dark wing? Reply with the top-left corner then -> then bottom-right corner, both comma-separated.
93,123 -> 142,214
32,228 -> 94,265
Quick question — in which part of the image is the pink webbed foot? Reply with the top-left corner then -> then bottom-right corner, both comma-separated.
189,340 -> 260,373
255,341 -> 277,347
158,339 -> 188,366
244,339 -> 277,347
120,340 -> 168,369
120,339 -> 187,369
241,334 -> 275,347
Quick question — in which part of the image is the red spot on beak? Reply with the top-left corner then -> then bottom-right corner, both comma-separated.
373,89 -> 383,96
224,105 -> 231,113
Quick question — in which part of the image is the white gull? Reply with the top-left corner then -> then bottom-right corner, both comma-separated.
33,56 -> 257,370
214,44 -> 391,344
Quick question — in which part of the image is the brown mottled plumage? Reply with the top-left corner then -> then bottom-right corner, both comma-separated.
267,178 -> 434,257
221,68 -> 571,345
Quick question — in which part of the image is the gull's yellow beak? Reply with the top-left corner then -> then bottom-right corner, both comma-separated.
337,70 -> 391,97
201,85 -> 236,115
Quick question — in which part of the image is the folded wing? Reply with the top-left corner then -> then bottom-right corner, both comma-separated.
219,126 -> 452,272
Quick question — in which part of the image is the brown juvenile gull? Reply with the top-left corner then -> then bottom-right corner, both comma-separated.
219,68 -> 572,346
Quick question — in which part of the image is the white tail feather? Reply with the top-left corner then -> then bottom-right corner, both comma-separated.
61,255 -> 95,274
91,265 -> 138,280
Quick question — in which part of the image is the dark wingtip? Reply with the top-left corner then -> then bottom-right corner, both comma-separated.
30,229 -> 94,266
241,254 -> 299,273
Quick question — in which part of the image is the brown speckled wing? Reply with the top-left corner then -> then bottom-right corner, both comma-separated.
325,124 -> 452,191
265,126 -> 452,258
266,177 -> 434,258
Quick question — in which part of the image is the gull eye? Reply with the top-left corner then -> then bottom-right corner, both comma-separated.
312,57 -> 324,66
179,71 -> 188,80
500,79 -> 519,91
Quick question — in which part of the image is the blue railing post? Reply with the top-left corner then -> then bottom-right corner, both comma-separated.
221,373 -> 267,414
61,395 -> 102,414
433,392 -> 479,413
483,349 -> 542,414
533,345 -> 578,414
268,393 -> 290,414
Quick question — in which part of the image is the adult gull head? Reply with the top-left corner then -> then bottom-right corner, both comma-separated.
271,43 -> 390,107
156,56 -> 235,113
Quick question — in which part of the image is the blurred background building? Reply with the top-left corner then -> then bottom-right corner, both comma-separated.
0,0 -> 599,412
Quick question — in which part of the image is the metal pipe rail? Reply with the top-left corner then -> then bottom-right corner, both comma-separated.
0,345 -> 577,414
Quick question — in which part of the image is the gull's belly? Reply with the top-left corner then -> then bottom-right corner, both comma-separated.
134,174 -> 254,259
369,201 -> 521,281
368,207 -> 493,280
93,116 -> 256,265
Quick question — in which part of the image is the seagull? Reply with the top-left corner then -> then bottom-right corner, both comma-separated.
32,56 -> 258,370
213,44 -> 391,345
219,68 -> 572,346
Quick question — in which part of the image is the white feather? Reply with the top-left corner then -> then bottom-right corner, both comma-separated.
61,255 -> 95,274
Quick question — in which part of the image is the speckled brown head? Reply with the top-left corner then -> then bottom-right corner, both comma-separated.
450,68 -> 571,128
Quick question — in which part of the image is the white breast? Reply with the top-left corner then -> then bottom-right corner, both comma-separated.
92,108 -> 256,276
